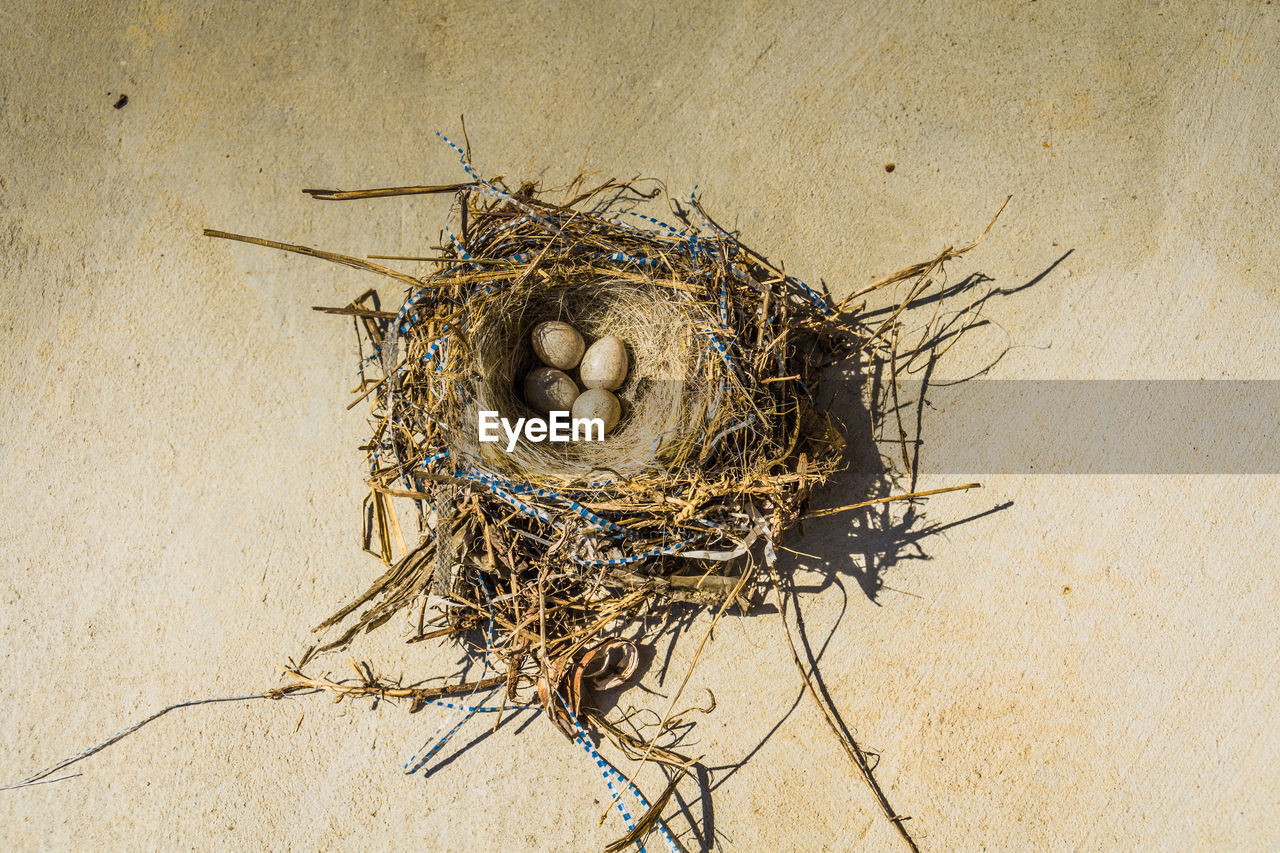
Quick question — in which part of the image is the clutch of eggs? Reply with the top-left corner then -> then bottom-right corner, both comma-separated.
527,322 -> 629,434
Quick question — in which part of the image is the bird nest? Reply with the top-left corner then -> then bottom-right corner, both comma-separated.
315,165 -> 859,665
202,137 -> 999,851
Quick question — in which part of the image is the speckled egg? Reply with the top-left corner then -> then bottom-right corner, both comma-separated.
579,335 -> 628,391
571,388 -> 622,434
524,366 -> 580,414
531,321 -> 585,370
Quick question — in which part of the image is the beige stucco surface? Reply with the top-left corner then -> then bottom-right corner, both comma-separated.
2,2 -> 1278,850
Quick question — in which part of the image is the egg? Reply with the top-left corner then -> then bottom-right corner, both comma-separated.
523,366 -> 580,414
579,335 -> 628,390
571,388 -> 622,434
531,321 -> 585,370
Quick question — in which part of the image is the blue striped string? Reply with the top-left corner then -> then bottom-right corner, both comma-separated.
422,332 -> 448,370
488,484 -> 556,524
688,190 -> 724,238
591,250 -> 665,269
530,493 -> 631,536
700,328 -> 740,373
437,134 -> 563,237
402,686 -> 502,776
685,188 -> 743,263
419,450 -> 450,468
554,693 -> 681,853
405,579 -> 501,775
400,309 -> 422,336
619,210 -> 687,238
713,232 -> 829,314
444,227 -> 484,272
456,469 -> 700,560
472,215 -> 530,252
445,227 -> 471,261
597,214 -> 686,251
685,187 -> 704,263
394,289 -> 429,336
461,469 -> 633,537
602,216 -> 669,243
789,274 -> 832,314
571,725 -> 638,843
460,467 -> 629,539
417,697 -> 505,713
435,135 -> 828,330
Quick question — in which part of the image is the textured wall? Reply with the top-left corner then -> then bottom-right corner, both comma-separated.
1,2 -> 1277,850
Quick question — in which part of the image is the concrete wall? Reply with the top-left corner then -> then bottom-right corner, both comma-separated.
2,2 -> 1276,849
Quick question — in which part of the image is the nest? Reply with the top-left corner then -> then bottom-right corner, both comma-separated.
321,169 -> 858,662
202,138 -> 999,851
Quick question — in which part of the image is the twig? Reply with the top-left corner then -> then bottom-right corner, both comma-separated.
769,566 -> 920,852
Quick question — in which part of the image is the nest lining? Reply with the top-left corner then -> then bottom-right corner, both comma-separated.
444,275 -> 706,482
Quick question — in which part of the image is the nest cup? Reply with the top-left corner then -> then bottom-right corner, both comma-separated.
454,276 -> 713,484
